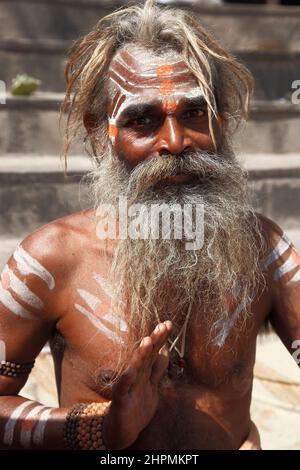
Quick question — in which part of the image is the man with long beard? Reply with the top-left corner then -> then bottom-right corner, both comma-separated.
0,0 -> 299,451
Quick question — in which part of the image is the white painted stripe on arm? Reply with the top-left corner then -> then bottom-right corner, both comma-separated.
273,254 -> 298,281
13,246 -> 55,290
3,266 -> 44,310
3,400 -> 35,446
32,407 -> 53,446
20,405 -> 48,448
0,340 -> 6,362
0,282 -> 36,320
287,269 -> 300,285
261,233 -> 291,269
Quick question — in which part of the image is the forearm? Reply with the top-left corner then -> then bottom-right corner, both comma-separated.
0,395 -> 69,450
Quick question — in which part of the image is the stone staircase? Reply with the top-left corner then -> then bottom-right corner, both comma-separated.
0,0 -> 300,238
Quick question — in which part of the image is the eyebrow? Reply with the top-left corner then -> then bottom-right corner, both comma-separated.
116,95 -> 207,125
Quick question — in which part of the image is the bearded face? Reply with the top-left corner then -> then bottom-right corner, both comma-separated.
86,44 -> 264,364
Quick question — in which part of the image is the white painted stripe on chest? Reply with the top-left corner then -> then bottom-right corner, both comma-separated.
77,289 -> 101,311
0,282 -> 36,320
92,272 -> 113,298
20,405 -> 48,448
74,303 -> 124,345
3,400 -> 35,446
13,246 -> 55,290
213,295 -> 253,348
103,311 -> 128,332
2,265 -> 44,310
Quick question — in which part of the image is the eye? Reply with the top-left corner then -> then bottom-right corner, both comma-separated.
127,116 -> 153,128
182,108 -> 205,120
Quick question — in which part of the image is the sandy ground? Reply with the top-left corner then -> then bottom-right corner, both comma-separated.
1,230 -> 300,449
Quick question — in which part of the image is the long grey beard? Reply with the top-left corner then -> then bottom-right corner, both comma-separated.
87,145 -> 264,357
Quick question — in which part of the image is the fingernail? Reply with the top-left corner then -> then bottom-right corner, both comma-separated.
154,325 -> 160,333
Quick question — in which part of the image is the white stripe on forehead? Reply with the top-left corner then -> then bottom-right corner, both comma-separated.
113,56 -> 191,79
109,66 -> 196,92
109,87 -> 204,128
13,246 -> 55,291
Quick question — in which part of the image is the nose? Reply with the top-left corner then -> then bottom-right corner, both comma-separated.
157,116 -> 192,156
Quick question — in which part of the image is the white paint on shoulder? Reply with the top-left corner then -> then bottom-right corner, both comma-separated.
3,265 -> 44,311
273,253 -> 298,281
0,282 -> 36,320
3,400 -> 35,446
13,246 -> 55,290
287,269 -> 300,285
261,233 -> 291,270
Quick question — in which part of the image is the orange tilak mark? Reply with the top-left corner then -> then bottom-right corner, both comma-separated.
156,64 -> 174,77
159,81 -> 175,96
108,124 -> 118,138
163,98 -> 177,114
1,271 -> 10,289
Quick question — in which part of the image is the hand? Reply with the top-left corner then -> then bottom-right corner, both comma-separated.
103,320 -> 172,449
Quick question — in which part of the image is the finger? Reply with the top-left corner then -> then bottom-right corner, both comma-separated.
112,367 -> 137,404
130,336 -> 153,370
148,321 -> 172,366
130,322 -> 172,382
151,345 -> 170,386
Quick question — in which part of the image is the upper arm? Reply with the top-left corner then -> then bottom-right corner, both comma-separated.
0,224 -> 65,395
260,216 -> 300,360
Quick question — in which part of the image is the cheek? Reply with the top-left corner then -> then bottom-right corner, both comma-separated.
194,132 -> 215,151
190,118 -> 216,151
114,131 -> 155,165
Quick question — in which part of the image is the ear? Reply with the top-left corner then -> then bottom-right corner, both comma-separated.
83,111 -> 98,133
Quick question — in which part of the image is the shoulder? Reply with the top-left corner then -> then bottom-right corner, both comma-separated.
255,213 -> 284,246
255,213 -> 299,284
2,208 -> 98,321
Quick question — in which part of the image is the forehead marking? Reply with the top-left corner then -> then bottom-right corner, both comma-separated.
108,51 -> 202,142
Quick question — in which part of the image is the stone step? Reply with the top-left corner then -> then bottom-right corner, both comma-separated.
1,38 -> 298,98
0,153 -> 299,237
0,94 -> 299,155
0,1 -> 300,51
